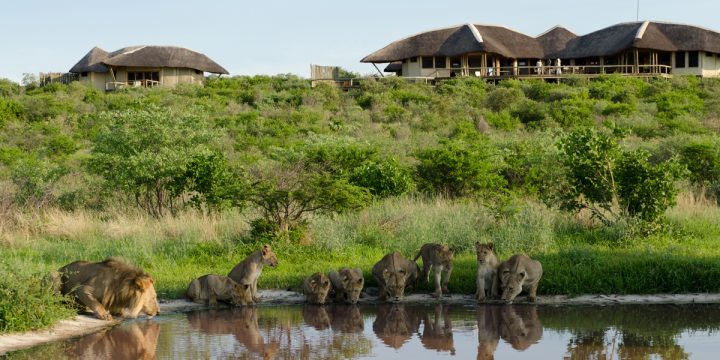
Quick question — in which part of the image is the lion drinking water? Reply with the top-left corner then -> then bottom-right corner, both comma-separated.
497,254 -> 543,302
328,268 -> 364,304
228,244 -> 278,303
372,252 -> 419,302
55,257 -> 160,320
303,272 -> 332,305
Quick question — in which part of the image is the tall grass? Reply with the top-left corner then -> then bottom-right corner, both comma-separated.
2,193 -> 720,333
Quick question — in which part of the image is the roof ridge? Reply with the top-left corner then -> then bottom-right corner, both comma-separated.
635,20 -> 650,39
537,25 -> 576,37
466,23 -> 484,43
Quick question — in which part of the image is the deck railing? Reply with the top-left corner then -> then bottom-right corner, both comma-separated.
448,64 -> 672,78
105,79 -> 161,91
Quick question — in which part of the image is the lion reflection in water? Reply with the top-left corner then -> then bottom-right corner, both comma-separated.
187,308 -> 279,360
66,320 -> 160,360
476,305 -> 543,359
372,304 -> 421,349
419,304 -> 455,355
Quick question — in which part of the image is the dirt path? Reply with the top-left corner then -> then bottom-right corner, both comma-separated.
3,290 -> 720,355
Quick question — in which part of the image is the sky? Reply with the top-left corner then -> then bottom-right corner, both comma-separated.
2,0 -> 720,82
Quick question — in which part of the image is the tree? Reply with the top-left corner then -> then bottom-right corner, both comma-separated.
558,128 -> 684,226
88,105 -> 222,217
249,158 -> 370,237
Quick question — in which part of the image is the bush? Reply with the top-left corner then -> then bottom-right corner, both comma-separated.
559,128 -> 686,226
615,150 -> 685,222
0,267 -> 75,332
486,87 -> 524,112
415,139 -> 505,198
550,98 -> 595,127
349,158 -> 414,198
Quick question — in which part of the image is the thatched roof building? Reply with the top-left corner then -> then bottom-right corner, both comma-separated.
362,21 -> 720,78
69,45 -> 228,90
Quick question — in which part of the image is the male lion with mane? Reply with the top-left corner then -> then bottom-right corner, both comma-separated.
55,257 -> 160,320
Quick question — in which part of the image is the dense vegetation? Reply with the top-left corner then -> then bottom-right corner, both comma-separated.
2,74 -> 720,333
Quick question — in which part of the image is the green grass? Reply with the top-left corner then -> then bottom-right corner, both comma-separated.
2,195 -> 720,333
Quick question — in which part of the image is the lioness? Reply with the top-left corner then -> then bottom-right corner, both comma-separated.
413,243 -> 454,298
303,272 -> 331,305
56,257 -> 160,320
187,274 -> 253,306
328,268 -> 364,304
497,254 -> 543,302
372,304 -> 421,349
228,244 -> 278,303
474,242 -> 499,302
372,252 -> 419,302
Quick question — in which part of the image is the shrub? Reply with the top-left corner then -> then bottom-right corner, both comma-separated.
615,150 -> 685,222
550,98 -> 595,127
0,267 -> 75,332
485,87 -> 524,112
559,128 -> 686,226
349,158 -> 414,198
511,99 -> 547,124
415,139 -> 505,198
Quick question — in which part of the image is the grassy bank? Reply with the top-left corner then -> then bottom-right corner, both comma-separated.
2,194 -> 720,333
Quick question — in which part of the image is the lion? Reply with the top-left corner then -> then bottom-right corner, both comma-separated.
476,305 -> 501,360
303,272 -> 331,305
56,257 -> 160,320
475,242 -> 499,302
187,274 -> 253,306
413,243 -> 454,298
372,252 -> 419,302
497,254 -> 543,302
228,244 -> 278,303
328,268 -> 364,304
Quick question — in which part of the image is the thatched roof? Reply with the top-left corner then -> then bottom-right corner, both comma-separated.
69,47 -> 110,73
362,21 -> 720,63
69,45 -> 228,74
537,26 -> 577,58
361,24 -> 543,63
555,21 -> 720,58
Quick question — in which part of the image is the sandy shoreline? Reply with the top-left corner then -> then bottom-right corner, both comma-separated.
2,290 -> 720,355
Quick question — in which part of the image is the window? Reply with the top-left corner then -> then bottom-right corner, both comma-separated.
659,52 -> 672,66
127,71 -> 160,85
450,56 -> 462,68
434,56 -> 446,68
194,69 -> 202,74
409,57 -> 417,63
80,72 -> 88,77
689,51 -> 699,67
422,57 -> 434,69
675,52 -> 686,68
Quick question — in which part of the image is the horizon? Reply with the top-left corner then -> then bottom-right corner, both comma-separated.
2,0 -> 720,83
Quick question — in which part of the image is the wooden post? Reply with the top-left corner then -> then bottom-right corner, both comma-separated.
634,49 -> 639,74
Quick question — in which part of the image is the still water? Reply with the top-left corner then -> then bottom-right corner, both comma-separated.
7,304 -> 720,359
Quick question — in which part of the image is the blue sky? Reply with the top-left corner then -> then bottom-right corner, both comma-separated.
1,0 -> 720,82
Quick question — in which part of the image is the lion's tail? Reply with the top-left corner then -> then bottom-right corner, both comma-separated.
412,249 -> 422,263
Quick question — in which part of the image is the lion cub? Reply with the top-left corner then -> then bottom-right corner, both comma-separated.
187,274 -> 253,306
413,243 -> 454,298
328,268 -> 364,304
303,272 -> 332,305
228,244 -> 278,303
474,242 -> 499,302
498,254 -> 543,303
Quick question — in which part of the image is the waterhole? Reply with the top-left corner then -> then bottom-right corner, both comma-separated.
7,304 -> 720,359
